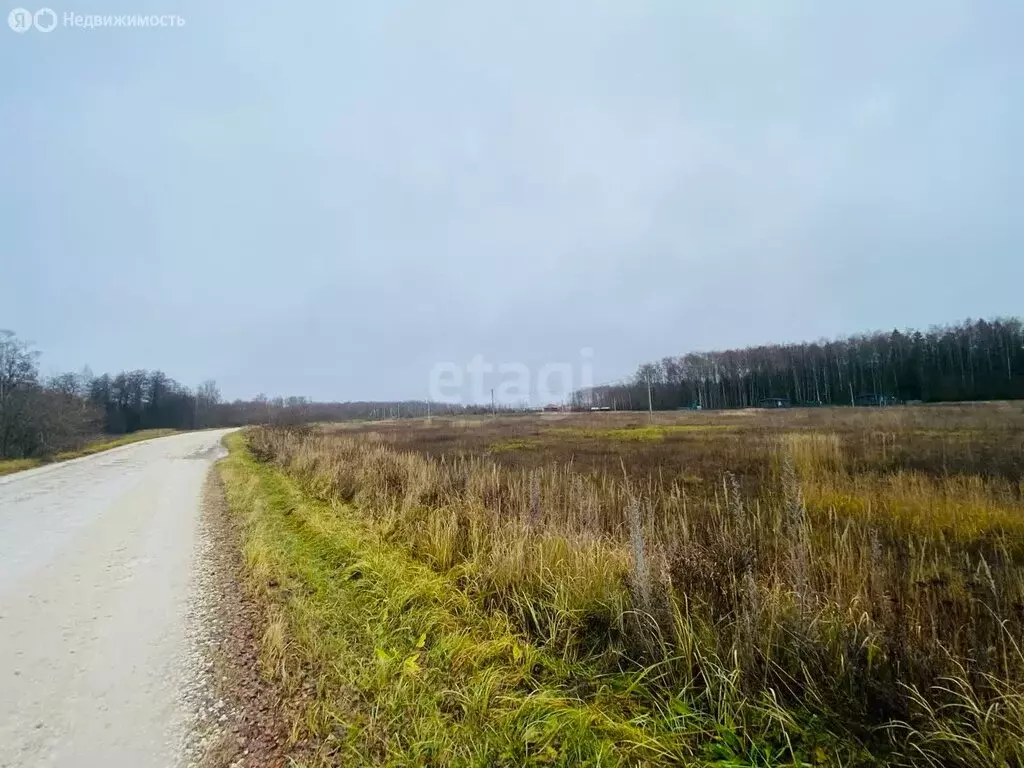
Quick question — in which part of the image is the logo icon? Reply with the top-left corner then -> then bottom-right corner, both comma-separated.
33,6 -> 55,30
8,7 -> 33,31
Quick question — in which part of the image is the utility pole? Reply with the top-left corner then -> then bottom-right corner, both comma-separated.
646,375 -> 654,423
491,388 -> 495,417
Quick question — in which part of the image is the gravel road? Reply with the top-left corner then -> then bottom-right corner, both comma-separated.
0,430 -> 235,768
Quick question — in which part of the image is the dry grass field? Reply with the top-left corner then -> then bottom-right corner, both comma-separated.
234,402 -> 1024,766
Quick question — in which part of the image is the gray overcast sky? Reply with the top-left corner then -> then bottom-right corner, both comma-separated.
2,0 -> 1021,403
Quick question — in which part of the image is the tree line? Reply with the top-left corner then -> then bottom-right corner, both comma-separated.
570,317 -> 1024,411
0,330 -> 490,461
6,316 -> 1019,459
0,330 -> 232,459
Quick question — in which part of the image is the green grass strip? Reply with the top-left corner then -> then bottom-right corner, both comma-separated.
218,432 -> 702,767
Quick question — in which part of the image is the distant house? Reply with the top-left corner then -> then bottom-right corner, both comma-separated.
854,394 -> 901,407
759,397 -> 791,409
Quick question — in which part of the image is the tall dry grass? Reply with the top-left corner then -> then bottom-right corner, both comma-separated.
248,411 -> 1024,765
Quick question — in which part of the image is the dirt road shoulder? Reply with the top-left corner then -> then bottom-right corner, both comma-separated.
184,470 -> 293,768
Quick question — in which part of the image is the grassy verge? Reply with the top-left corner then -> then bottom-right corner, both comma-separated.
219,431 -> 844,767
0,429 -> 179,476
0,457 -> 42,476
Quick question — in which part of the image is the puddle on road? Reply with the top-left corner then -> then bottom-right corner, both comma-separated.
182,445 -> 228,462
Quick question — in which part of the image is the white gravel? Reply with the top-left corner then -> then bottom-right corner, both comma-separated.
0,430 -> 235,768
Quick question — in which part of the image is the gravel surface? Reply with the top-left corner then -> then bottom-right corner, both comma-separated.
0,430 -> 235,768
180,471 -> 293,768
